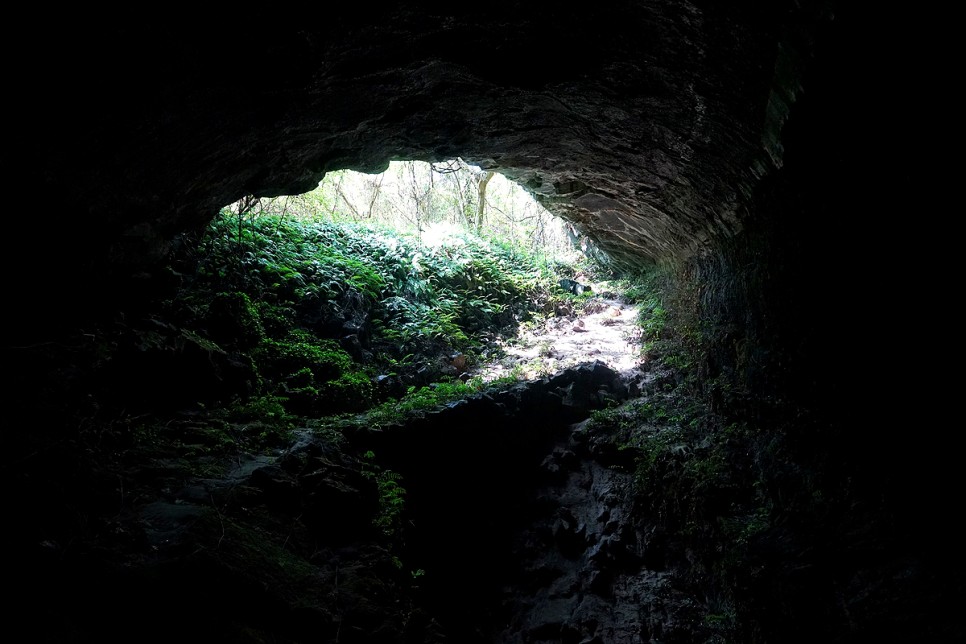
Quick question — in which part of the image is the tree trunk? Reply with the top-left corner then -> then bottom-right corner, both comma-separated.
476,171 -> 494,234
365,173 -> 385,218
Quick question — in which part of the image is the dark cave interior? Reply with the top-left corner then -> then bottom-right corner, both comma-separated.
2,4 -> 958,643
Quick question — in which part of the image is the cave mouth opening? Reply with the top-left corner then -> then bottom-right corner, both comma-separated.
185,157 -> 649,400
133,155 -> 655,429
226,158 -> 584,266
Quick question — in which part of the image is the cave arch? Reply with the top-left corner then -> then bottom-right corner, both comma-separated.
8,3 -> 822,342
6,0 -> 933,497
4,5 -> 957,642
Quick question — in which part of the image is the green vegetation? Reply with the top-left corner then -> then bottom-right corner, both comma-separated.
158,195 -> 590,427
50,163 -> 605,504
242,160 -> 578,258
321,374 -> 525,432
361,450 -> 407,538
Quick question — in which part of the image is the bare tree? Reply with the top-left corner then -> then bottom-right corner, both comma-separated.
475,170 -> 494,234
334,173 -> 362,220
363,173 -> 385,219
302,159 -> 575,256
407,161 -> 429,240
432,159 -> 472,227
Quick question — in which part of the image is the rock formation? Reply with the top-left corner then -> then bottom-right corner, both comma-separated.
4,3 -> 955,643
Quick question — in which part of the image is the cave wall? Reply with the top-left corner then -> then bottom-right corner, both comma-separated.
5,1 -> 941,494
3,6 -> 956,642
684,3 -> 954,586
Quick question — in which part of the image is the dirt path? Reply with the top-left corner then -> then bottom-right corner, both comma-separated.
470,282 -> 645,383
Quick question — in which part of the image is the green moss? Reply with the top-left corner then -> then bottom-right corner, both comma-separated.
222,394 -> 296,434
190,514 -> 324,610
254,301 -> 296,337
361,450 -> 407,538
207,291 -> 264,347
720,505 -> 771,546
178,328 -> 226,354
253,331 -> 353,383
319,370 -> 375,412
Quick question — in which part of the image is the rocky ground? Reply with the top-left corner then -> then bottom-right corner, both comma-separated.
12,280 -> 957,643
470,280 -> 645,386
7,281 -> 669,643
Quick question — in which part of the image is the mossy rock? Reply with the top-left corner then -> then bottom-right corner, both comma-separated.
253,331 -> 353,383
207,291 -> 265,348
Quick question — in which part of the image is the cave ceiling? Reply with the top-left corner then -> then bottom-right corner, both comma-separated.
8,3 -> 833,283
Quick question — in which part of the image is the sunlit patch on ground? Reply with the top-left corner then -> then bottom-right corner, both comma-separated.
470,282 -> 644,382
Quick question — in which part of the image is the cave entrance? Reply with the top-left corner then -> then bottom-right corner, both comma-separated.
208,159 -> 644,398
228,159 -> 581,262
